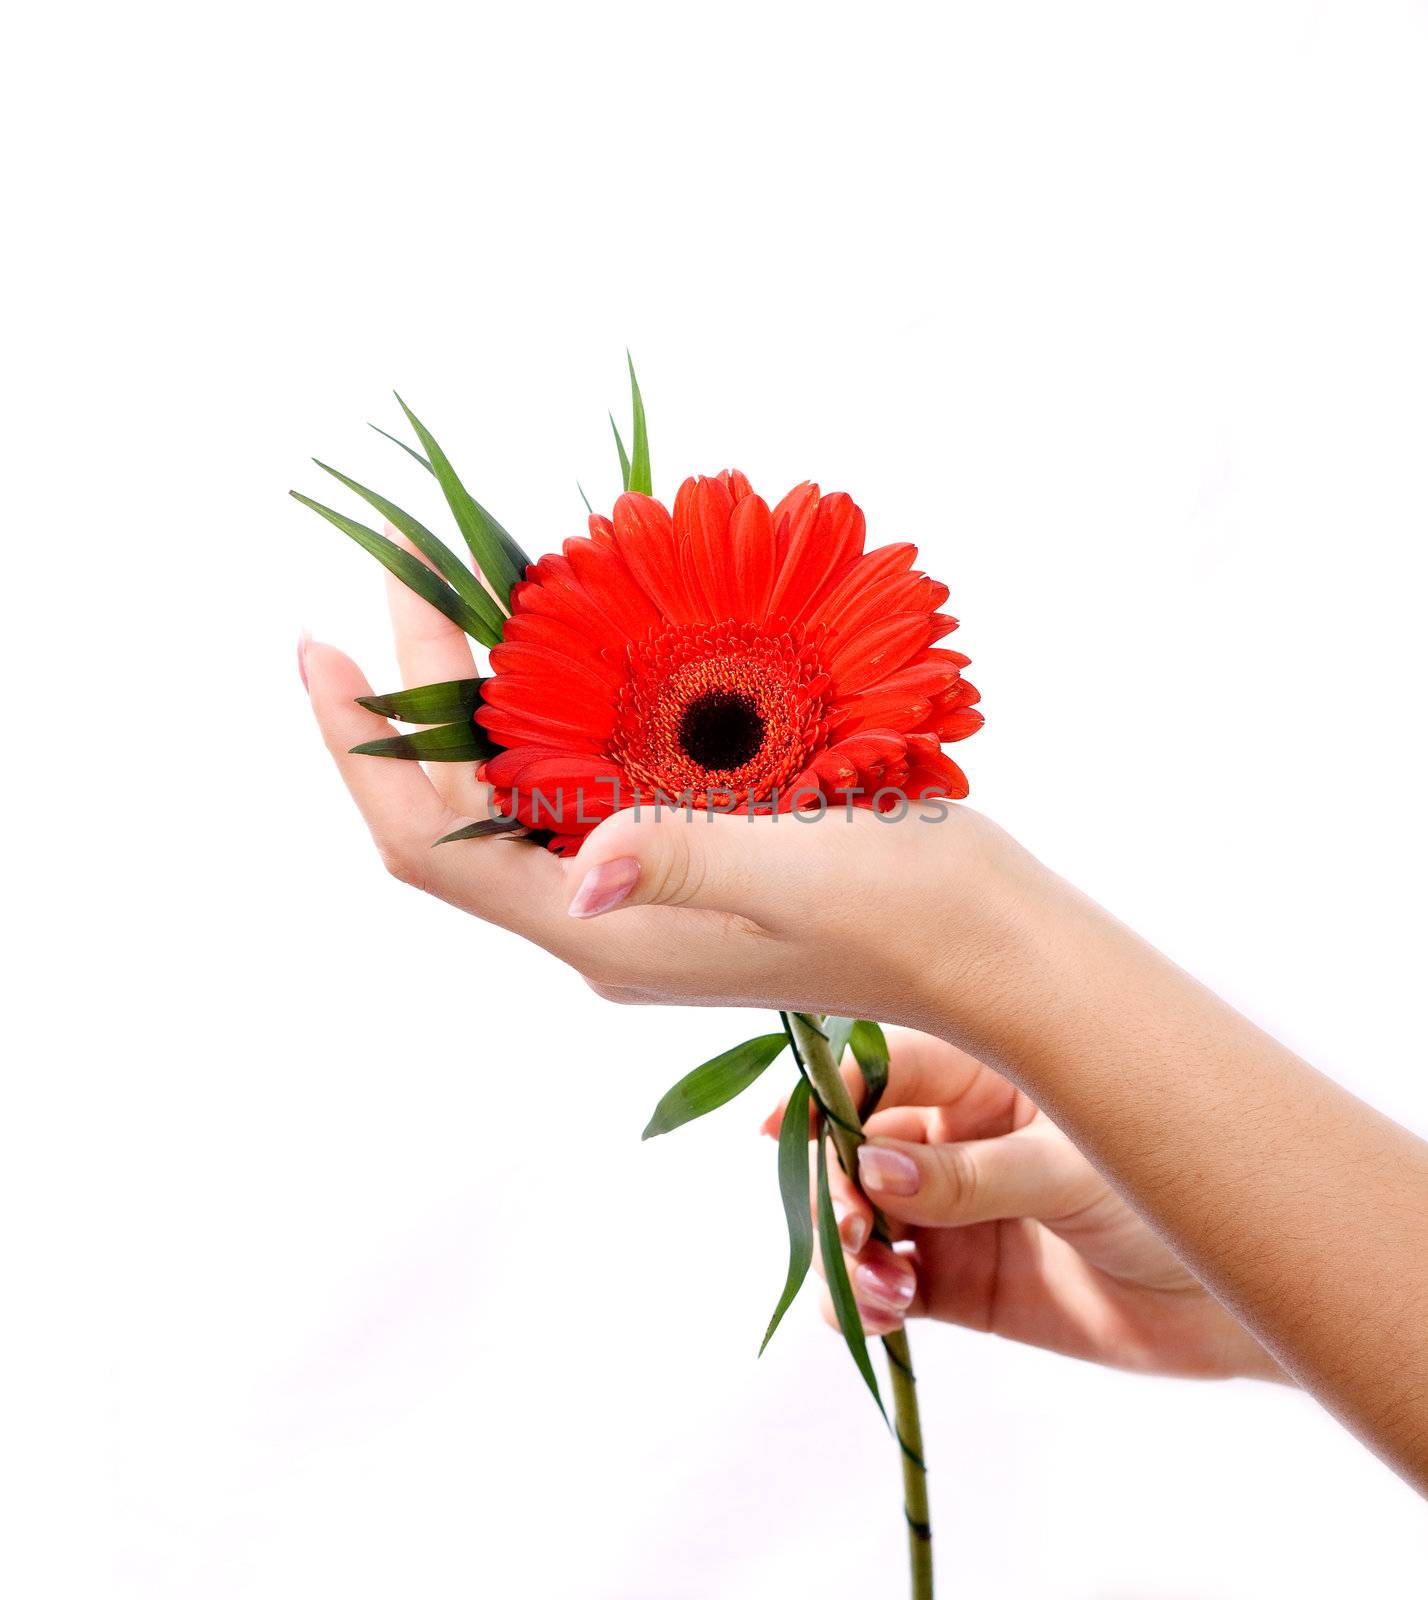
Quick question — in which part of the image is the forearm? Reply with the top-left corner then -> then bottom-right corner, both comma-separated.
942,855 -> 1428,1490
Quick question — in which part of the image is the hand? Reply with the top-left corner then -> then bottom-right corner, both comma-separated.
766,1028 -> 1285,1382
302,547 -> 1021,1032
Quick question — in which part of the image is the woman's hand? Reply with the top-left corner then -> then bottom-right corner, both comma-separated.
302,551 -> 1022,1034
766,1029 -> 1284,1382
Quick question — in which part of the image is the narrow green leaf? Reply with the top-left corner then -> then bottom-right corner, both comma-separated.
642,1033 -> 788,1140
817,1124 -> 886,1420
824,1016 -> 857,1064
849,1021 -> 891,1119
290,492 -> 501,646
393,396 -> 531,603
370,424 -> 436,474
760,1076 -> 814,1354
313,460 -> 504,635
577,482 -> 595,515
609,413 -> 632,491
433,815 -> 529,846
350,720 -> 495,762
626,352 -> 651,495
356,677 -> 484,724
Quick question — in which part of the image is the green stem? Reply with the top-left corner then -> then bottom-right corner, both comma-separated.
785,1012 -> 934,1600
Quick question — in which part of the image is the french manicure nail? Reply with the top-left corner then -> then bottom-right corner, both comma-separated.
567,857 -> 640,919
297,629 -> 311,693
855,1259 -> 916,1311
857,1144 -> 921,1197
834,1202 -> 869,1254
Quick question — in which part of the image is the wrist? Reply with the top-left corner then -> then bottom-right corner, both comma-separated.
909,811 -> 1097,1078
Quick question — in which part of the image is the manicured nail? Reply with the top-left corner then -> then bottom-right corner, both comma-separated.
860,1306 -> 902,1336
857,1144 -> 921,1197
567,857 -> 640,919
856,1259 -> 916,1312
297,629 -> 311,693
834,1202 -> 869,1254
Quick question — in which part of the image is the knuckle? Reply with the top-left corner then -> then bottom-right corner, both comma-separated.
643,826 -> 702,908
377,836 -> 427,891
929,1143 -> 977,1218
582,976 -> 654,1006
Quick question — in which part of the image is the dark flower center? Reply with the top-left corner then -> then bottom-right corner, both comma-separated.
677,688 -> 766,772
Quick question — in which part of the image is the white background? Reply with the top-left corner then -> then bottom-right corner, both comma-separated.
4,2 -> 1427,1596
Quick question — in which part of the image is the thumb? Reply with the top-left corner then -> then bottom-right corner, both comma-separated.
563,806 -> 812,926
854,1124 -> 1098,1229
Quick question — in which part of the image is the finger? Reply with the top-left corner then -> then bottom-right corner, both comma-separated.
304,641 -> 564,933
306,639 -> 461,872
764,1029 -> 1004,1138
820,1289 -> 902,1338
854,1123 -> 1100,1230
383,528 -> 490,819
808,1147 -> 873,1255
561,807 -> 815,926
811,1228 -> 916,1303
816,1240 -> 917,1336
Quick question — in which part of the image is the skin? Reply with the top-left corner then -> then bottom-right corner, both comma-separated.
302,544 -> 1428,1494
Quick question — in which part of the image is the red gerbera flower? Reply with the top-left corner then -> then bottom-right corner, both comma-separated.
476,470 -> 982,852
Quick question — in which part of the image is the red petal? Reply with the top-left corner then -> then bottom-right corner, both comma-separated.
827,613 -> 938,695
520,553 -> 624,642
935,708 -> 984,742
480,672 -> 617,735
685,475 -> 738,621
588,514 -> 617,546
611,492 -> 700,623
807,543 -> 918,633
831,730 -> 907,767
789,493 -> 868,623
766,484 -> 822,616
476,703 -> 610,753
905,745 -> 970,800
497,616 -> 627,687
729,492 -> 776,624
827,691 -> 932,735
563,537 -> 662,639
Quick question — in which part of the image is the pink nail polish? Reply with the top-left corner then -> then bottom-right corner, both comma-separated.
834,1203 -> 869,1254
856,1259 -> 916,1312
857,1144 -> 921,1197
297,630 -> 311,693
567,857 -> 640,919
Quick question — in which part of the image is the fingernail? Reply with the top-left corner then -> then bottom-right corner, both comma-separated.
297,629 -> 311,693
567,857 -> 640,919
834,1202 -> 869,1254
857,1144 -> 921,1197
855,1259 -> 916,1311
861,1306 -> 902,1336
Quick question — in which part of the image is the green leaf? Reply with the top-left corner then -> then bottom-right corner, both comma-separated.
290,492 -> 502,646
356,678 -> 484,724
642,1033 -> 788,1140
370,424 -> 436,474
626,352 -> 651,495
760,1076 -> 814,1354
609,413 -> 631,491
433,815 -> 529,846
817,1124 -> 886,1420
577,482 -> 595,515
849,1021 -> 891,1119
393,396 -> 531,604
350,720 -> 496,762
313,460 -> 505,635
824,1016 -> 857,1063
